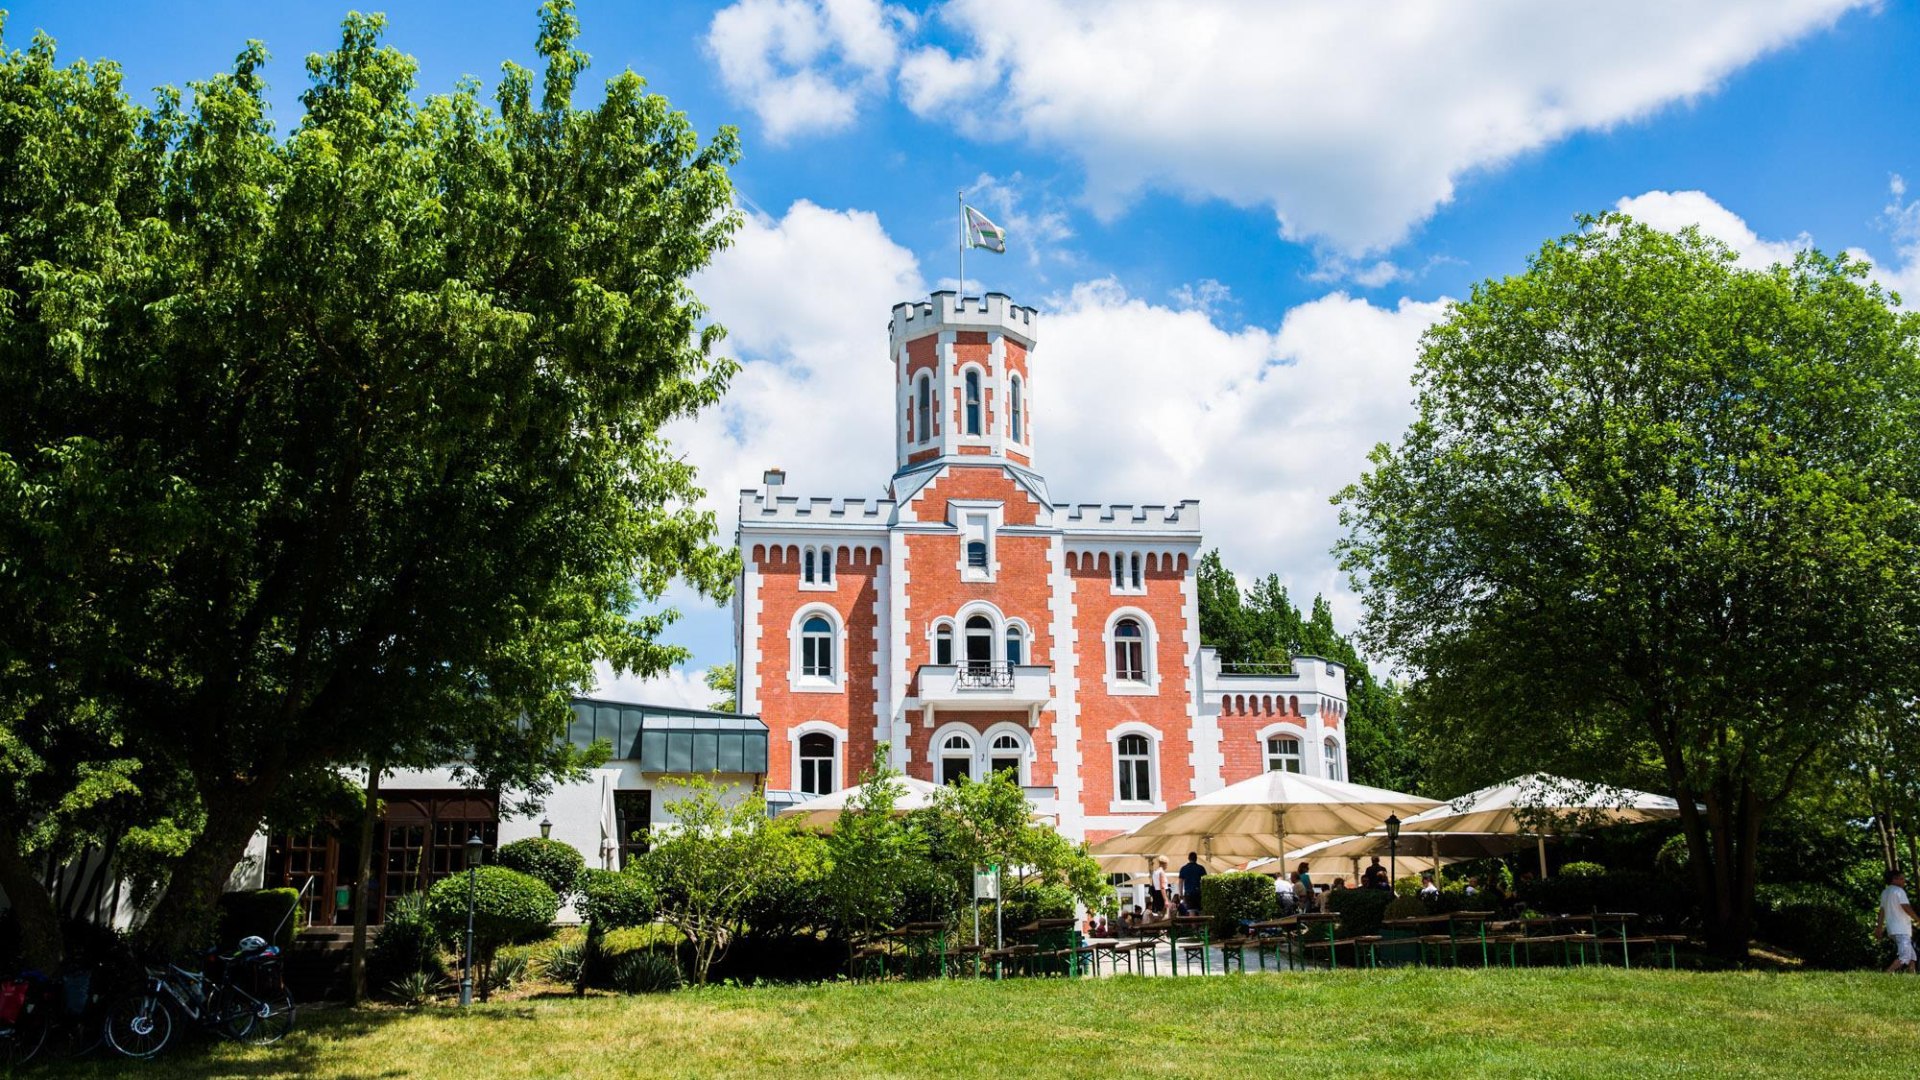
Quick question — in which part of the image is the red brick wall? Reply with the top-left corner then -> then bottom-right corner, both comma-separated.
904,337 -> 939,445
750,542 -> 883,789
1217,696 -> 1307,786
1070,551 -> 1196,811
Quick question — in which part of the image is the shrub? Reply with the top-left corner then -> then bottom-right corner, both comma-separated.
608,950 -> 682,994
542,939 -> 587,985
485,952 -> 530,993
1200,872 -> 1278,938
216,888 -> 302,950
1518,868 -> 1690,928
1754,884 -> 1878,970
1383,896 -> 1429,922
1392,876 -> 1422,898
426,866 -> 558,998
496,838 -> 586,904
388,970 -> 443,1009
1323,887 -> 1394,937
999,881 -> 1074,928
370,893 -> 445,990
1559,861 -> 1608,879
577,868 -> 654,931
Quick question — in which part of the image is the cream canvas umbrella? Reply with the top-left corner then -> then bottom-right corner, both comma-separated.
776,775 -> 943,830
597,774 -> 619,870
1089,771 -> 1440,867
1398,773 -> 1685,876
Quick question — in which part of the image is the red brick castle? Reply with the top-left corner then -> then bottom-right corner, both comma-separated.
735,292 -> 1348,841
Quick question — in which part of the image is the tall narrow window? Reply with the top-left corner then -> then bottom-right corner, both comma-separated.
1112,555 -> 1125,589
801,615 -> 834,679
940,734 -> 974,786
1131,552 -> 1143,590
966,540 -> 988,569
1117,733 -> 1153,802
1010,377 -> 1023,442
819,547 -> 834,585
1004,626 -> 1024,666
965,615 -> 993,671
803,548 -> 816,584
1323,738 -> 1342,781
798,732 -> 835,796
964,370 -> 982,435
916,374 -> 932,443
1266,736 -> 1302,774
1113,618 -> 1146,682
990,733 -> 1023,779
934,622 -> 954,666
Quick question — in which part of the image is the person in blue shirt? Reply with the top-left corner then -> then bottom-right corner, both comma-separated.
1178,851 -> 1208,912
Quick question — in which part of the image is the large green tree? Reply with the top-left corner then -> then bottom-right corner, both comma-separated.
1337,215 -> 1920,957
1194,550 -> 1415,791
0,2 -> 740,961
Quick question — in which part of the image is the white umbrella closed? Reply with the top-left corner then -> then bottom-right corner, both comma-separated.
776,776 -> 943,830
597,774 -> 619,870
1089,771 -> 1440,867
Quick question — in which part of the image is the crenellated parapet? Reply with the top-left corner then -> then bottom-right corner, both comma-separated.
889,291 -> 1039,354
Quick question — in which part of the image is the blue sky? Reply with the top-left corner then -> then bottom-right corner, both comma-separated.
11,1 -> 1917,703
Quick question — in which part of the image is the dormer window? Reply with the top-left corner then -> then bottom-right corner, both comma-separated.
964,370 -> 982,436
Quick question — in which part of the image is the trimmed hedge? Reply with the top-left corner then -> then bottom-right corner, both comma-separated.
496,838 -> 586,903
1754,884 -> 1878,970
426,866 -> 559,952
216,887 -> 302,950
1200,872 -> 1278,938
577,869 -> 654,930
1322,887 -> 1394,937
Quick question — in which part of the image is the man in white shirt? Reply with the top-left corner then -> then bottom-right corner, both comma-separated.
1881,869 -> 1918,973
1274,872 -> 1297,914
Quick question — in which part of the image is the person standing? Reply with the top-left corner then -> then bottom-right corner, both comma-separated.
1297,862 -> 1315,912
1881,869 -> 1918,973
1179,851 -> 1208,913
1149,856 -> 1171,918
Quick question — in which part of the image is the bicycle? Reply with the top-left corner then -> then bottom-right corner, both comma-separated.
103,938 -> 294,1060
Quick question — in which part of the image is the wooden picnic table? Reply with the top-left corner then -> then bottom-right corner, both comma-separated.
1013,917 -> 1081,977
884,920 -> 952,977
1169,915 -> 1211,975
1380,910 -> 1498,966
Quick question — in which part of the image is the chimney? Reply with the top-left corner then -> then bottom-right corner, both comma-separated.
762,468 -> 786,500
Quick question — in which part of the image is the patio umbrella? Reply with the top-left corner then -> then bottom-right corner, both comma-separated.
1397,773 -> 1685,876
1088,771 -> 1440,867
597,774 -> 619,870
776,775 -> 944,830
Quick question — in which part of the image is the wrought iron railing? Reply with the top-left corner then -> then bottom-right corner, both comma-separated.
955,662 -> 1015,689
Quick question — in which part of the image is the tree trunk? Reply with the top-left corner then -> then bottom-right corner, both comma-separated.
0,831 -> 64,973
139,784 -> 276,958
348,762 -> 382,1006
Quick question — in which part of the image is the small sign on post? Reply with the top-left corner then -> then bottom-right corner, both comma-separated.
973,872 -> 999,900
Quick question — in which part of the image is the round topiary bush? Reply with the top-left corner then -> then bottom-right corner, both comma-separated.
426,865 -> 558,997
1199,872 -> 1279,938
577,868 -> 655,931
496,837 -> 587,903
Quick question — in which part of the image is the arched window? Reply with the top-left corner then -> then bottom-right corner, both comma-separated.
966,540 -> 988,569
1323,738 -> 1342,781
803,548 -> 816,583
802,546 -> 833,586
820,548 -> 833,584
916,374 -> 932,443
1010,377 -> 1023,442
1131,552 -> 1143,590
1004,625 -> 1024,666
1116,733 -> 1153,803
798,732 -> 835,795
964,370 -> 982,435
964,615 -> 994,670
801,615 -> 834,679
940,733 -> 974,786
1113,618 -> 1146,682
1266,735 -> 1302,774
933,622 -> 954,666
989,733 -> 1024,779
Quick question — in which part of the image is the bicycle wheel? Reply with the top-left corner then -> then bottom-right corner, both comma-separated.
2,1015 -> 51,1069
103,993 -> 174,1060
241,990 -> 295,1045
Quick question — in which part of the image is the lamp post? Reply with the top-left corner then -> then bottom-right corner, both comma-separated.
1384,814 -> 1401,889
459,833 -> 485,1006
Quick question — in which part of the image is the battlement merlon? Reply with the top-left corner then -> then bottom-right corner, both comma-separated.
1058,500 -> 1202,537
889,291 -> 1039,354
738,489 -> 895,529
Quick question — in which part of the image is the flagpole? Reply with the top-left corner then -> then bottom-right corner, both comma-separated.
957,189 -> 965,299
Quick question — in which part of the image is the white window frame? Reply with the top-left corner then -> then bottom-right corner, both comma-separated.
788,604 -> 846,693
934,726 -> 978,786
1109,551 -> 1146,595
1258,723 -> 1304,774
962,366 -> 984,437
915,372 -> 934,445
799,544 -> 836,591
1003,620 -> 1028,666
1323,736 -> 1344,781
1107,723 -> 1165,812
949,501 -> 1003,582
929,618 -> 955,667
1008,374 -> 1025,445
983,722 -> 1031,784
790,721 -> 845,797
1102,609 -> 1158,695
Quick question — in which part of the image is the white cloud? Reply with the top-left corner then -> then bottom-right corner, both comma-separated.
587,662 -> 717,709
705,0 -> 913,141
1615,186 -> 1920,305
676,201 -> 1445,643
783,0 -> 1868,253
1614,190 -> 1810,269
965,172 -> 1076,269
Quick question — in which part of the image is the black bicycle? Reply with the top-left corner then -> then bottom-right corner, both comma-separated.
1,967 -> 105,1070
102,939 -> 294,1060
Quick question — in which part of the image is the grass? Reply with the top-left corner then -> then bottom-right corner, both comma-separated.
39,968 -> 1920,1079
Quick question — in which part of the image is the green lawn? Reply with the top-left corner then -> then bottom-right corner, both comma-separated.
41,969 -> 1920,1079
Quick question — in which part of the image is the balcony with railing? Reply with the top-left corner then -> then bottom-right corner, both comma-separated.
915,661 -> 1054,724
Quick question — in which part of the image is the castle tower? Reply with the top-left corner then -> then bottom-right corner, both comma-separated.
890,291 -> 1039,480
